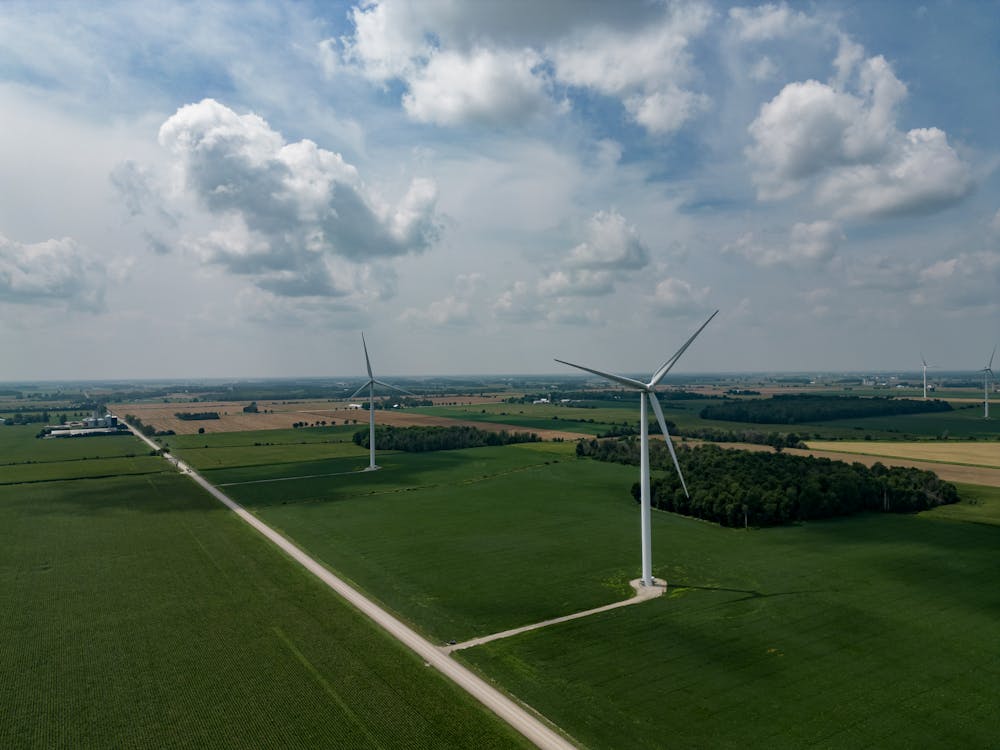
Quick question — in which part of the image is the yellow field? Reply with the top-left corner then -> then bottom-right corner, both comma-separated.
806,441 -> 1000,469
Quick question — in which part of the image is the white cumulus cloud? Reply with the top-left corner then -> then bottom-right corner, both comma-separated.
567,210 -> 650,270
0,234 -> 106,311
724,221 -> 844,267
649,277 -> 712,314
747,53 -> 972,218
159,98 -> 439,299
402,47 -> 555,126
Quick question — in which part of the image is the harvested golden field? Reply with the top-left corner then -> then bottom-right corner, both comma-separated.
806,440 -> 1000,469
676,440 -> 1000,488
109,399 -> 586,440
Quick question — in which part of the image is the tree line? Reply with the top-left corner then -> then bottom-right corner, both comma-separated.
124,415 -> 175,437
2,411 -> 51,425
700,394 -> 953,424
576,438 -> 958,527
353,425 -> 541,452
505,389 -> 713,404
174,411 -> 220,421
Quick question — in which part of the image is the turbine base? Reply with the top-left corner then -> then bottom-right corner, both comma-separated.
630,577 -> 667,598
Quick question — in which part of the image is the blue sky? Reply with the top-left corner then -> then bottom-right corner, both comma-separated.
0,0 -> 997,379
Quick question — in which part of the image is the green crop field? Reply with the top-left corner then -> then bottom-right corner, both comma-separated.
198,435 -> 1000,748
0,425 -> 148,464
0,447 -> 531,748
0,454 -> 167,484
461,491 -> 1000,748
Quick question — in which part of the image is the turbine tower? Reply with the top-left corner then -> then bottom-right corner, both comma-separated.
981,346 -> 996,420
556,310 -> 718,588
350,333 -> 411,471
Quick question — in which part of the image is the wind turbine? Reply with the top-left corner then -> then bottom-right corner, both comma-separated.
555,310 -> 718,588
981,346 -> 996,420
350,333 -> 411,471
920,354 -> 934,400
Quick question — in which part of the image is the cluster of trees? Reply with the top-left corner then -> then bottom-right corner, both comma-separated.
3,411 -> 51,425
359,396 -> 436,409
353,425 -> 541,452
243,402 -> 259,413
174,411 -> 220,421
700,394 -> 953,424
576,439 -> 958,526
124,415 -> 174,437
677,427 -> 807,450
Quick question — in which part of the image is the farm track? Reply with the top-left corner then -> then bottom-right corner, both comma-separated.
117,416 -> 577,750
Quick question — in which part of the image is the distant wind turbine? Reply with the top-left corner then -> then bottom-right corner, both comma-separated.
350,333 -> 412,471
920,354 -> 935,400
556,310 -> 718,588
981,346 -> 996,420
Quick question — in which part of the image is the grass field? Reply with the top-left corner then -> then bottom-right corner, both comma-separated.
0,465 -> 532,747
807,440 -> 1000,468
0,425 -> 147,464
0,455 -> 167,484
191,434 -> 1000,748
455,486 -> 1000,749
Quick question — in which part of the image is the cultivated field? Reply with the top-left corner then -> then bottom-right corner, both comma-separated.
806,439 -> 1000,468
0,430 -> 533,749
165,430 -> 1000,748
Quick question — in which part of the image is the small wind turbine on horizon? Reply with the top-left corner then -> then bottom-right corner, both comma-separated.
350,333 -> 412,471
920,354 -> 935,400
555,309 -> 718,588
980,346 -> 996,420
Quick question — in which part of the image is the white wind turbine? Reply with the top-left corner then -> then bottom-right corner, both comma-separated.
981,346 -> 996,420
350,333 -> 412,471
920,354 -> 935,400
556,310 -> 718,588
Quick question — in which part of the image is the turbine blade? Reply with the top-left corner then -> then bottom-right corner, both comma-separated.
649,309 -> 719,387
362,332 -> 373,379
349,381 -> 373,400
921,353 -> 928,367
372,378 -> 415,396
990,345 -> 996,371
649,392 -> 689,498
554,358 -> 646,390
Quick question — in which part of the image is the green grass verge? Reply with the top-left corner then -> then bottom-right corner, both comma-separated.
0,471 -> 532,750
